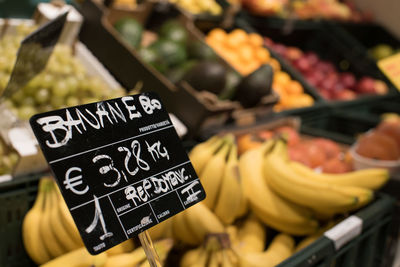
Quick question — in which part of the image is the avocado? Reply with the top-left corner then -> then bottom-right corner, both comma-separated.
183,60 -> 227,95
138,47 -> 168,73
159,19 -> 188,44
187,40 -> 217,60
150,39 -> 187,68
114,17 -> 143,49
166,60 -> 197,84
219,70 -> 241,100
233,64 -> 273,108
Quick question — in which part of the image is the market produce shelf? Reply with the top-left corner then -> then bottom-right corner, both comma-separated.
277,193 -> 396,267
0,174 -> 43,267
234,14 -> 399,106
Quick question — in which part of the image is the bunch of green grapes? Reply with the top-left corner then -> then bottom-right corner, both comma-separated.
0,26 -> 126,120
0,140 -> 19,175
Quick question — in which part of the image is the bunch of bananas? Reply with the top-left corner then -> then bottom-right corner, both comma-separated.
22,177 -> 84,265
264,139 -> 388,218
180,224 -> 295,267
241,137 -> 389,232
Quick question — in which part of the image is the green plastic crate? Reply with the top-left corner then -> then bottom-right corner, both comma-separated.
278,194 -> 397,267
0,174 -> 41,267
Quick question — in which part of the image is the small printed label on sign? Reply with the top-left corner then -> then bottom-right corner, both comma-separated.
29,92 -> 205,254
324,215 -> 363,250
377,52 -> 400,91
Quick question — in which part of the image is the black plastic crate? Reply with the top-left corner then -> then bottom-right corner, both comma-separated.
0,174 -> 42,267
278,193 -> 396,267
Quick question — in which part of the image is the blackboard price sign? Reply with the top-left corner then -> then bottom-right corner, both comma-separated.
30,92 -> 206,255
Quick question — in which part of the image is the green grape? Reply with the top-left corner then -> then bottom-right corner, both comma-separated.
34,88 -> 50,105
8,152 -> 19,167
0,143 -> 3,156
82,97 -> 99,105
66,96 -> 80,107
52,81 -> 70,98
17,106 -> 37,120
65,77 -> 79,95
10,90 -> 25,105
50,96 -> 65,109
21,96 -> 35,106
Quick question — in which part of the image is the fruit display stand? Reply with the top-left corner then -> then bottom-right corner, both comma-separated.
0,173 -> 42,267
77,0 -> 282,136
234,15 -> 399,104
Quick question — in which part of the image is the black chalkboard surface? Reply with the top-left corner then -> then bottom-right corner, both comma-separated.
30,92 -> 205,254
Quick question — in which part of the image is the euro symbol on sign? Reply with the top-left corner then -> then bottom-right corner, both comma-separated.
64,167 -> 89,195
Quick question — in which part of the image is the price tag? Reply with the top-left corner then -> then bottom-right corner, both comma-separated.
29,92 -> 205,255
324,215 -> 363,250
1,12 -> 68,99
377,52 -> 400,91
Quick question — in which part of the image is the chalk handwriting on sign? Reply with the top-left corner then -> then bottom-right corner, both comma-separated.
30,92 -> 205,255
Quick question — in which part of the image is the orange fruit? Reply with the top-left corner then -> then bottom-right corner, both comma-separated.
238,44 -> 255,62
286,80 -> 304,95
273,71 -> 291,87
248,33 -> 264,47
207,28 -> 227,43
269,58 -> 281,72
226,29 -> 248,48
255,47 -> 270,63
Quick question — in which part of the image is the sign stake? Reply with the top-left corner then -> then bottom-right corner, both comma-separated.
138,230 -> 162,267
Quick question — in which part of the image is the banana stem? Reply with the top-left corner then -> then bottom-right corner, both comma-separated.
138,230 -> 163,267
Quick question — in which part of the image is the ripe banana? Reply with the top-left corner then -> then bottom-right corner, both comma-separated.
239,141 -> 318,235
184,202 -> 225,243
107,239 -> 135,256
104,238 -> 173,267
214,142 -> 243,225
39,179 -> 68,258
149,217 -> 173,240
40,247 -> 107,267
241,233 -> 294,267
264,140 -> 364,210
22,178 -> 52,265
49,180 -> 82,252
289,161 -> 389,190
55,186 -> 84,246
172,211 -> 201,245
180,247 -> 204,267
236,214 -> 266,253
189,135 -> 225,175
200,136 -> 232,210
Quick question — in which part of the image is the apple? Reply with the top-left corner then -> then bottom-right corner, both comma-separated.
340,72 -> 356,90
273,43 -> 288,57
316,61 -> 336,74
286,47 -> 303,61
334,89 -> 357,100
318,89 -> 333,100
373,80 -> 389,95
304,52 -> 319,66
356,76 -> 376,94
293,57 -> 311,73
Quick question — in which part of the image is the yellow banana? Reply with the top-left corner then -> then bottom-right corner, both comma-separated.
40,180 -> 68,258
200,136 -> 232,210
22,178 -> 52,265
104,238 -> 173,267
40,247 -> 107,267
264,140 -> 360,210
49,180 -> 82,252
149,217 -> 173,241
172,211 -> 201,245
214,143 -> 243,225
240,141 -> 318,235
180,247 -> 203,267
107,239 -> 135,256
289,161 -> 389,190
236,214 -> 266,253
55,187 -> 84,246
241,233 -> 294,267
189,135 -> 225,175
184,202 -> 225,243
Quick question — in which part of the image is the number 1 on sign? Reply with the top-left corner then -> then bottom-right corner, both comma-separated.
85,195 -> 113,241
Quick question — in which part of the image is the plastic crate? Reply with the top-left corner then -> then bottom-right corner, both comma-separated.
0,174 -> 42,267
278,193 -> 396,267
